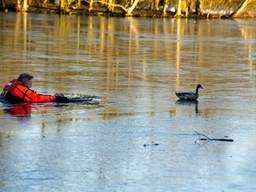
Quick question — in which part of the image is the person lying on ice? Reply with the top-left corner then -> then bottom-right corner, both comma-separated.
1,73 -> 69,103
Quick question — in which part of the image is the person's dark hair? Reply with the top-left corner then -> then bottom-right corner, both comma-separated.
17,73 -> 34,84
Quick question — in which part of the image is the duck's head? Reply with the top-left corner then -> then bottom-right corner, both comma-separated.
197,84 -> 203,89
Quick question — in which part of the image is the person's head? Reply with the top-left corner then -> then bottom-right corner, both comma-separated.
17,73 -> 33,88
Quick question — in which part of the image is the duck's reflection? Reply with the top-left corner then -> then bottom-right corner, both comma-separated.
175,100 -> 199,114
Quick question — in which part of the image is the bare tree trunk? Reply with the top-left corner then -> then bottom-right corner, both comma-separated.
149,0 -> 153,10
16,0 -> 28,12
77,0 -> 81,8
59,0 -> 65,12
177,0 -> 192,17
42,0 -> 48,6
107,0 -> 114,12
154,0 -> 160,10
1,0 -> 6,9
94,0 -> 139,16
22,0 -> 28,11
185,0 -> 190,16
162,0 -> 169,16
16,0 -> 22,11
97,0 -> 128,13
28,0 -> 32,6
195,0 -> 200,15
233,0 -> 251,18
126,0 -> 139,16
89,0 -> 93,10
176,0 -> 182,16
129,0 -> 133,7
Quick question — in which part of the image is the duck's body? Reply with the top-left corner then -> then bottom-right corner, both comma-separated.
175,92 -> 199,100
175,84 -> 203,101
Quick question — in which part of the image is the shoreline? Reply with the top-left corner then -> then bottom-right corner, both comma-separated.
1,3 -> 256,19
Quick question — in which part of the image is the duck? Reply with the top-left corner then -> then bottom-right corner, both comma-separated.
175,84 -> 203,101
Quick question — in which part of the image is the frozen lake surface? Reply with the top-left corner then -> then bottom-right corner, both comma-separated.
0,13 -> 256,192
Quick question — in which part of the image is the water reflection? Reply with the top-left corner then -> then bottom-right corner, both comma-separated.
175,100 -> 199,114
235,19 -> 256,80
4,103 -> 32,117
1,102 -> 64,123
1,14 -> 256,93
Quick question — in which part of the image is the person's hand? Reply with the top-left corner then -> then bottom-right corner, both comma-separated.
55,95 -> 69,103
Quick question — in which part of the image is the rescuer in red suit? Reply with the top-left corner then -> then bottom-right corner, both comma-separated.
1,73 -> 69,103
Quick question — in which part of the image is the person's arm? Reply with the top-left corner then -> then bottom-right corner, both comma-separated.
25,89 -> 56,103
13,85 -> 56,103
